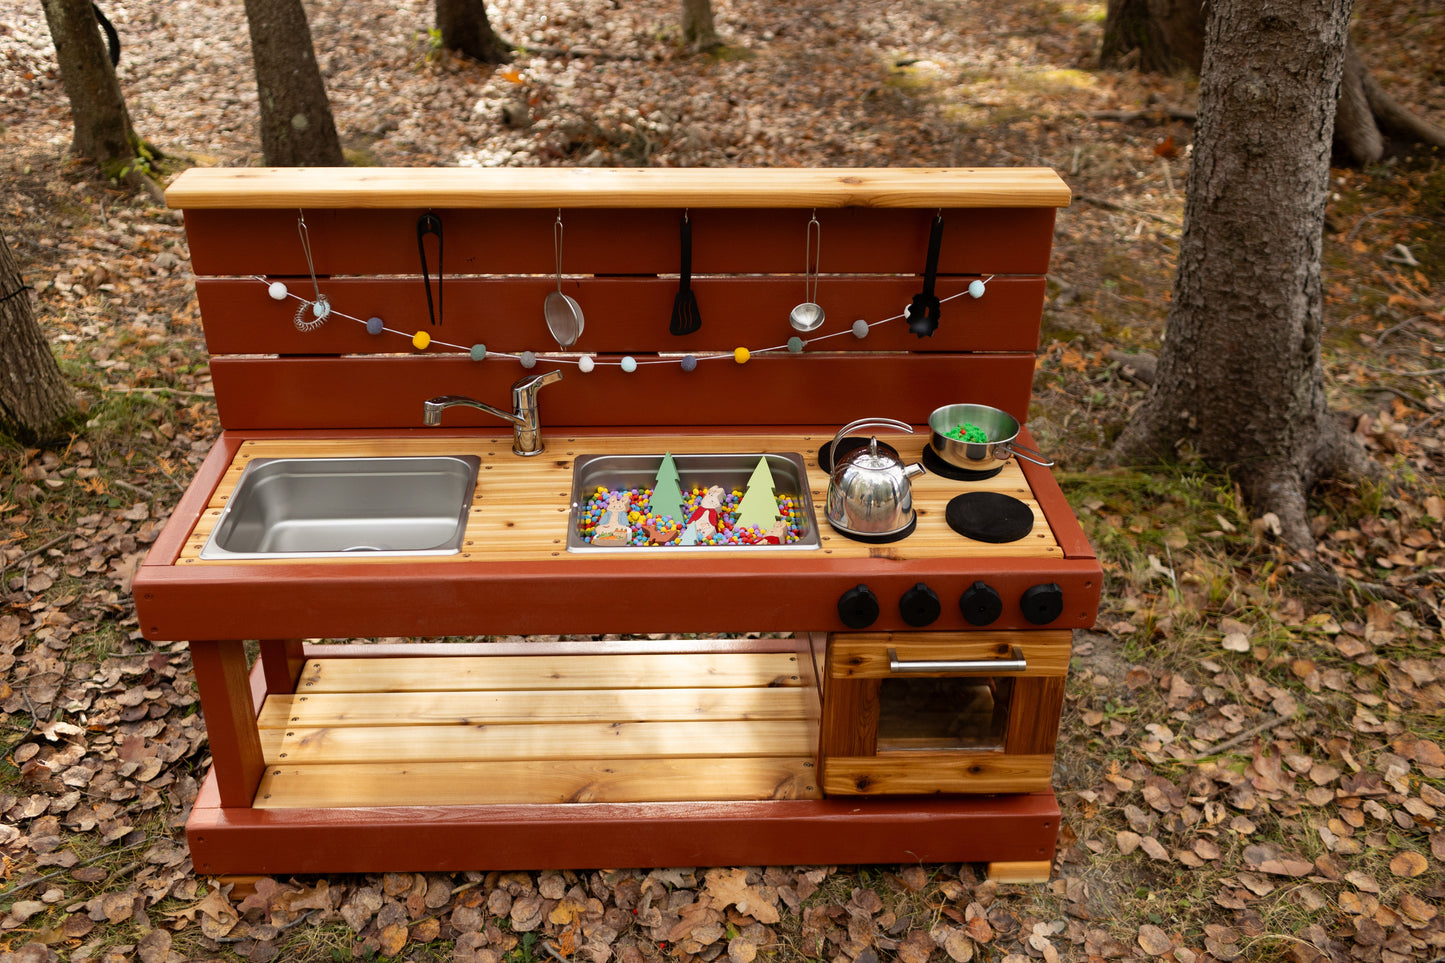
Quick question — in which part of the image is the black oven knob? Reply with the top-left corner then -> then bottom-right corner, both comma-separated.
899,582 -> 941,627
959,581 -> 1003,626
837,584 -> 880,629
1021,582 -> 1064,624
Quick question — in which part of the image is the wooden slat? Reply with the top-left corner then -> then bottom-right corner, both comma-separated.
203,353 -> 1039,432
166,167 -> 1072,210
194,275 -> 1047,355
175,433 -> 1065,564
295,652 -> 806,693
821,752 -> 1054,795
257,685 -> 811,728
1005,676 -> 1068,756
261,719 -> 816,765
829,631 -> 1073,678
253,757 -> 820,808
182,206 -> 1058,277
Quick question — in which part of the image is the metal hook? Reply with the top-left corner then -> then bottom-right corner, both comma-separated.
804,211 -> 822,305
296,210 -> 321,302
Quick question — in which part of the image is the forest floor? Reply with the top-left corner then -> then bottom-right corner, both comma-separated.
2,0 -> 1444,961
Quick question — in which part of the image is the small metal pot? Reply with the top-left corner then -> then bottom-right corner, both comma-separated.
928,404 -> 1054,471
825,418 -> 926,536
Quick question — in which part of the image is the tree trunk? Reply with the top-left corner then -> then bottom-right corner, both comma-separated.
1099,0 -> 1445,165
243,0 -> 345,167
682,0 -> 721,52
1109,0 -> 1375,552
40,0 -> 159,194
0,230 -> 75,444
435,0 -> 511,64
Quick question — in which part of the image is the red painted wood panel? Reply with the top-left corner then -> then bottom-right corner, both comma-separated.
195,276 -> 1047,355
205,353 -> 1038,430
184,207 -> 1058,277
186,774 -> 1059,874
134,554 -> 1103,641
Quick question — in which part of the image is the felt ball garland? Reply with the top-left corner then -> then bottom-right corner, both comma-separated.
250,273 -> 992,373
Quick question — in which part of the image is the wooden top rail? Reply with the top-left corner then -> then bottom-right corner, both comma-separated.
165,167 -> 1072,210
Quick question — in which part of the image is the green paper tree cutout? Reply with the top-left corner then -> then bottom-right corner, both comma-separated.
650,452 -> 686,520
735,457 -> 781,531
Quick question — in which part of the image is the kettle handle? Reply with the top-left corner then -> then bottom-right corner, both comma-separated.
831,418 -> 915,463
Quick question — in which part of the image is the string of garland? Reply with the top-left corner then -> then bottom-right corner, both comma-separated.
256,274 -> 993,372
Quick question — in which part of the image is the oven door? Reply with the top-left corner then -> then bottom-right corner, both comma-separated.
819,631 -> 1071,795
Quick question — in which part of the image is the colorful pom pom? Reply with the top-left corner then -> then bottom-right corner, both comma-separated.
621,356 -> 638,373
521,351 -> 537,369
969,279 -> 986,298
734,347 -> 750,364
267,281 -> 288,301
470,343 -> 487,361
366,316 -> 384,335
787,337 -> 804,353
681,355 -> 697,372
852,319 -> 869,339
412,330 -> 431,350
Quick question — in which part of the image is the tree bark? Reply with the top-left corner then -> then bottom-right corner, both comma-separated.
243,0 -> 345,167
40,0 -> 160,195
0,229 -> 75,444
1099,0 -> 1445,165
1109,0 -> 1376,552
435,0 -> 511,64
682,0 -> 721,52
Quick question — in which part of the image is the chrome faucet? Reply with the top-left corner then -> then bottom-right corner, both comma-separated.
423,369 -> 564,456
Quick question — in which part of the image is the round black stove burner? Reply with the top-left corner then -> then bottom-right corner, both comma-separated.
827,513 -> 917,544
946,492 -> 1035,543
922,445 -> 1004,481
818,437 -> 900,473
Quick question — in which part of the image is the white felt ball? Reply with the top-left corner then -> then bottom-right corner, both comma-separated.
579,355 -> 595,373
621,356 -> 638,373
852,319 -> 869,339
268,281 -> 288,300
520,351 -> 537,369
969,279 -> 986,298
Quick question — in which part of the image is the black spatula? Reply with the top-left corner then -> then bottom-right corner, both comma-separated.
670,214 -> 702,335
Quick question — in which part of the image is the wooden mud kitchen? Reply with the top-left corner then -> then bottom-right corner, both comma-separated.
135,167 -> 1101,881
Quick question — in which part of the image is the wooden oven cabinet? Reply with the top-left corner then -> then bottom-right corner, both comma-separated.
819,631 -> 1069,796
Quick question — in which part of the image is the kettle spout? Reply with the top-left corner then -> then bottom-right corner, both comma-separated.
903,462 -> 927,480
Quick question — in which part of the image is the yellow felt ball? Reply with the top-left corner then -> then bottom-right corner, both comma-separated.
733,347 -> 750,364
412,330 -> 431,350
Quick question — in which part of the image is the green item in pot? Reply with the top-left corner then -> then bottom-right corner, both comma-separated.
944,422 -> 988,443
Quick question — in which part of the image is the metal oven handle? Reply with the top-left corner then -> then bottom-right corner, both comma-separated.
886,645 -> 1026,674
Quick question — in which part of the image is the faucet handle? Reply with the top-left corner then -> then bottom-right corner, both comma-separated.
513,368 -> 564,392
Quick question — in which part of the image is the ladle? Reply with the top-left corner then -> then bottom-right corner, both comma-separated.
789,212 -> 825,332
544,211 -> 585,349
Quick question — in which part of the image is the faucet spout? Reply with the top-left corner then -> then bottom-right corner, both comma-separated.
423,369 -> 563,456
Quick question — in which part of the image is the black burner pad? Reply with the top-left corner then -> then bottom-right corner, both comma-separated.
819,437 -> 899,473
922,445 -> 1003,481
828,513 -> 917,544
946,492 -> 1034,543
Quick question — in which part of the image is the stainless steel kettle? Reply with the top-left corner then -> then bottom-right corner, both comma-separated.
825,418 -> 927,536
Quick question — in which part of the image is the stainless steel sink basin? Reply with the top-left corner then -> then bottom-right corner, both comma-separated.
568,452 -> 819,552
199,455 -> 481,560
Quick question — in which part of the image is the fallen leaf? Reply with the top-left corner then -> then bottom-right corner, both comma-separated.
1137,923 -> 1172,956
727,937 -> 757,963
943,927 -> 975,962
704,868 -> 780,924
1388,851 -> 1428,877
378,922 -> 407,956
136,928 -> 171,963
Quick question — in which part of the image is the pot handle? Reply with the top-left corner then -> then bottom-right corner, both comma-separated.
1006,441 -> 1054,468
830,418 -> 914,460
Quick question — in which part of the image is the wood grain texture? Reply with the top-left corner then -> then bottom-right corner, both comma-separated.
829,631 -> 1073,678
254,757 -> 820,808
294,652 -> 804,692
821,752 -> 1054,795
1005,676 -> 1068,756
258,685 -> 811,728
818,677 -> 879,761
985,860 -> 1054,883
167,166 -> 1072,210
176,432 -> 1063,564
202,353 -> 1039,432
189,640 -> 266,808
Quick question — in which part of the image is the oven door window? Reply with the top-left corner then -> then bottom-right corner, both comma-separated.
876,676 -> 1013,751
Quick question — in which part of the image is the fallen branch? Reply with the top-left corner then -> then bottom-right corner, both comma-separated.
1182,714 -> 1289,761
1074,195 -> 1182,228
